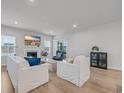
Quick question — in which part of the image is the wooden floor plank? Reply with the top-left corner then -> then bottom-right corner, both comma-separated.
1,66 -> 122,93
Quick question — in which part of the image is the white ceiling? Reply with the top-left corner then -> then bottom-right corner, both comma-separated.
1,0 -> 122,35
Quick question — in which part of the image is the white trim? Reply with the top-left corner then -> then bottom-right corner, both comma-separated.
108,66 -> 122,71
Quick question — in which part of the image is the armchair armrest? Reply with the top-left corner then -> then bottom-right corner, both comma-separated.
57,62 -> 79,77
19,63 -> 49,82
17,64 -> 49,93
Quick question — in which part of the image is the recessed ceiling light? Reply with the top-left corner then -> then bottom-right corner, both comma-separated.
73,24 -> 77,28
14,21 -> 18,25
29,0 -> 35,3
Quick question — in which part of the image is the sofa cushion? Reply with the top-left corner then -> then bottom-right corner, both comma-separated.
10,56 -> 29,68
19,60 -> 29,68
26,58 -> 41,66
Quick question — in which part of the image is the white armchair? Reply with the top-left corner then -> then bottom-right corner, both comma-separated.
57,55 -> 90,87
7,56 -> 49,93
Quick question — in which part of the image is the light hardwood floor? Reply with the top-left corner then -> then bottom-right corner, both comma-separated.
1,66 -> 122,93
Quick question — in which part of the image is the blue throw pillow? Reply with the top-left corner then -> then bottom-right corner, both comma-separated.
25,58 -> 41,66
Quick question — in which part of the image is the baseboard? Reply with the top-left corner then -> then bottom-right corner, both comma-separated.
108,67 -> 122,71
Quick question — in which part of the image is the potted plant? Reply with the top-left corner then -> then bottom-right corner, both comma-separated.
41,48 -> 49,60
92,46 -> 99,52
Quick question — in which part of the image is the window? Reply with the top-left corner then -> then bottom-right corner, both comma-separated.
57,41 -> 68,53
44,40 -> 51,53
44,40 -> 50,47
1,36 -> 16,55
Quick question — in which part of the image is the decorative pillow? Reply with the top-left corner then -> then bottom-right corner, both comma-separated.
67,58 -> 74,64
13,56 -> 29,68
68,60 -> 74,64
25,57 -> 41,66
57,53 -> 62,58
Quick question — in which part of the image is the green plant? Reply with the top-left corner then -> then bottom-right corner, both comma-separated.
92,46 -> 99,51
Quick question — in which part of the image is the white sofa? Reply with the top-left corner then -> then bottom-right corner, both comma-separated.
7,56 -> 49,93
57,55 -> 90,87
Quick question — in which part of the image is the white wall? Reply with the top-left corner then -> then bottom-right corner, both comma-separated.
54,21 -> 122,70
1,25 -> 53,65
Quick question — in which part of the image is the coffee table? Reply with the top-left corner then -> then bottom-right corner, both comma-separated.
41,59 -> 57,72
